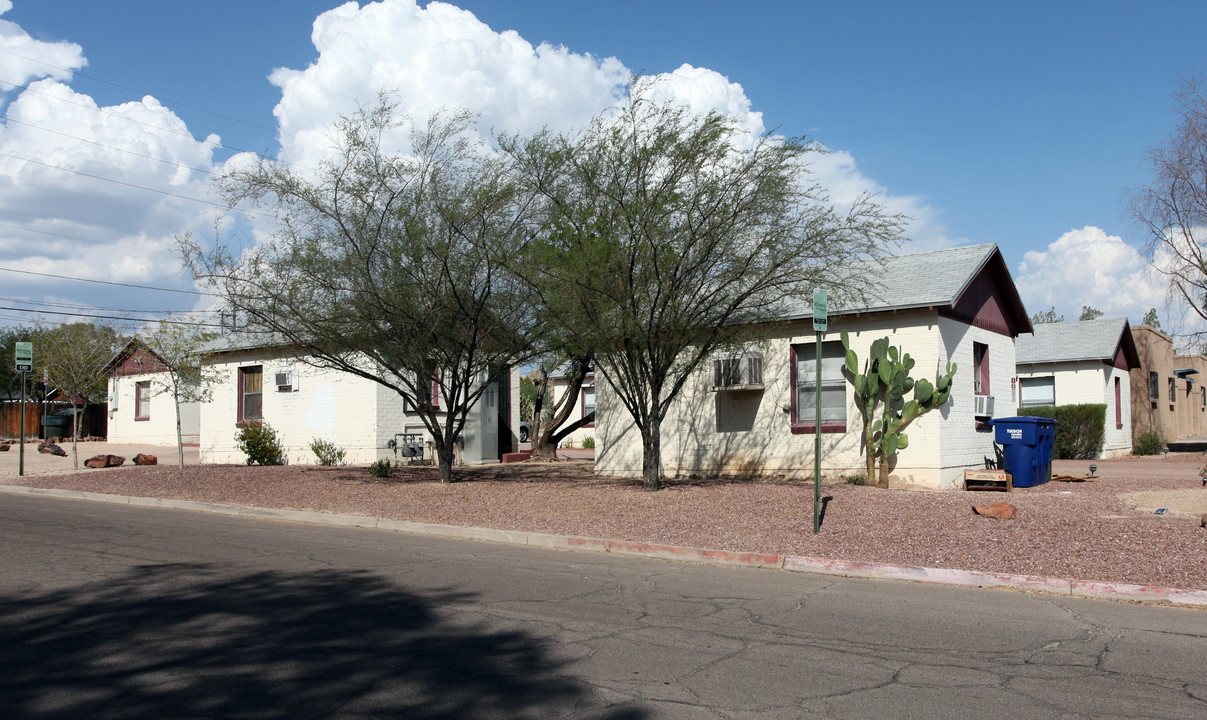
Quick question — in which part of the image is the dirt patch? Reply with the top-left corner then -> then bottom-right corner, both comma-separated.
1121,489 -> 1207,519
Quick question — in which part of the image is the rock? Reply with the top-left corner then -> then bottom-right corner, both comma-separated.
0,444 -> 8,451
84,454 -> 125,468
1201,514 -> 1206,529
134,453 -> 158,466
973,501 -> 1017,520
37,442 -> 67,457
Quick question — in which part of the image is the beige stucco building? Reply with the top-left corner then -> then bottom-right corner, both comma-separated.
595,244 -> 1033,490
1129,325 -> 1207,443
105,339 -> 200,447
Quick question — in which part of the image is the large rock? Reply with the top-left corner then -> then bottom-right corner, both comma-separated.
38,442 -> 67,457
84,454 -> 125,469
0,443 -> 8,452
973,501 -> 1017,520
133,453 -> 158,466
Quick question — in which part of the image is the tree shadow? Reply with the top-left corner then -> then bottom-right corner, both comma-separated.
0,563 -> 647,719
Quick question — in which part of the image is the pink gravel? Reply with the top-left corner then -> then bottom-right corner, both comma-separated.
9,454 -> 1207,591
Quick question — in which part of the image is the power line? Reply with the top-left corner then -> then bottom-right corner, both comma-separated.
0,47 -> 289,141
0,266 -> 212,296
0,220 -> 170,252
0,305 -> 220,327
0,296 -> 210,316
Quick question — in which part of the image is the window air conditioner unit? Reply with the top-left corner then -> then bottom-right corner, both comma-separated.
974,395 -> 994,417
275,370 -> 296,393
711,353 -> 764,391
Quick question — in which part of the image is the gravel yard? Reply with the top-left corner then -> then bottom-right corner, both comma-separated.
5,447 -> 1207,591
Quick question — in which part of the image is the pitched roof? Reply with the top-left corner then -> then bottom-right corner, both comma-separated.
782,243 -> 1030,331
1016,316 -> 1140,366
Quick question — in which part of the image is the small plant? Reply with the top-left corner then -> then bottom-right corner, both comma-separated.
369,458 -> 393,478
581,436 -> 595,449
309,437 -> 347,466
1133,431 -> 1164,456
844,473 -> 868,486
235,421 -> 285,466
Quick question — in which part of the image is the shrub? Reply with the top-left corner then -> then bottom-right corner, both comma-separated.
309,437 -> 347,466
369,458 -> 393,478
235,421 -> 285,466
844,473 -> 867,486
1018,404 -> 1106,459
581,436 -> 595,449
1133,431 -> 1164,456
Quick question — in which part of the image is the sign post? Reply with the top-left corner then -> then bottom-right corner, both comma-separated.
812,290 -> 827,534
15,342 -> 32,477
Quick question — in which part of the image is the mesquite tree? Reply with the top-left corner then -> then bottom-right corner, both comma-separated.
184,99 -> 537,483
503,79 -> 904,490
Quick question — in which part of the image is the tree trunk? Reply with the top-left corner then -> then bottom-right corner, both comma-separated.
435,441 -> 455,483
531,357 -> 592,459
70,407 -> 80,471
640,420 -> 662,491
174,387 -> 185,470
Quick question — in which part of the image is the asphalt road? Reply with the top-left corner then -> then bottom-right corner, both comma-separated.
2,494 -> 1206,719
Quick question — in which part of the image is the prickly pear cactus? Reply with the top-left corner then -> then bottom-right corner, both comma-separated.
841,331 -> 957,487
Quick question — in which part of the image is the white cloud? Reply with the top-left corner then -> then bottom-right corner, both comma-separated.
0,1 -> 86,90
1015,226 -> 1169,324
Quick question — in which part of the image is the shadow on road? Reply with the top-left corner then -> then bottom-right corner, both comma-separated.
0,563 -> 647,719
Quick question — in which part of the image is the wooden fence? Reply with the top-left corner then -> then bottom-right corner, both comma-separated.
0,402 -> 107,440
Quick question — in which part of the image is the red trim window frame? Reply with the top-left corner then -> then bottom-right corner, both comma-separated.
973,342 -> 989,396
134,380 -> 151,421
1114,377 -> 1122,429
789,342 -> 847,435
238,366 -> 264,423
580,383 -> 596,428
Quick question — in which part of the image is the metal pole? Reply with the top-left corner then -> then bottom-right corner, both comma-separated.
813,333 -> 822,533
18,370 -> 26,476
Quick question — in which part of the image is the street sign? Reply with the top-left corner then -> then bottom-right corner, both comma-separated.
15,341 -> 32,372
812,289 -> 828,332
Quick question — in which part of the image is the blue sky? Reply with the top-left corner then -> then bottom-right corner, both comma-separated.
1,0 -> 1204,334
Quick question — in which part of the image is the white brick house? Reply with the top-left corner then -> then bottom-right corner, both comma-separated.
1014,317 -> 1139,458
198,335 -> 522,466
104,338 -> 200,446
594,244 -> 1033,490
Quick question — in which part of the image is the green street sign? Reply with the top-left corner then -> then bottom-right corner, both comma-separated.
15,341 -> 32,372
812,289 -> 828,332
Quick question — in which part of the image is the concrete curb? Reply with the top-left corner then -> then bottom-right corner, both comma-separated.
4,483 -> 1206,607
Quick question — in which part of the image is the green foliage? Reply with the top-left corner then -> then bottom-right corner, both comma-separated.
1030,307 -> 1064,324
1079,306 -> 1104,321
844,473 -> 868,486
1018,404 -> 1106,459
309,437 -> 347,466
1133,430 -> 1164,456
368,458 -> 393,478
841,331 -> 957,486
581,436 -> 595,449
235,421 -> 285,466
1143,308 -> 1161,329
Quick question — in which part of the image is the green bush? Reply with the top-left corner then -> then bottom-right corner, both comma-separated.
235,421 -> 286,466
1133,431 -> 1164,456
369,458 -> 393,478
581,436 -> 595,449
1018,404 -> 1106,460
309,437 -> 347,466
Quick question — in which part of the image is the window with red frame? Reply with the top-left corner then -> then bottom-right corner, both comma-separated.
973,342 -> 989,395
135,380 -> 151,421
238,366 -> 263,422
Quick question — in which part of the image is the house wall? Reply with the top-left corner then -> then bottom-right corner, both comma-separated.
1015,360 -> 1133,458
595,310 -> 1011,490
107,372 -> 199,446
201,352 -> 390,465
549,374 -> 596,447
1129,325 -> 1207,443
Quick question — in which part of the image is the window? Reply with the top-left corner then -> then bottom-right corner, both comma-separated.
1115,377 -> 1122,429
973,342 -> 989,395
791,342 -> 846,433
581,385 -> 596,428
135,380 -> 151,421
1201,386 -> 1205,410
1169,377 -> 1176,404
1148,371 -> 1160,400
1018,376 -> 1055,408
238,366 -> 263,422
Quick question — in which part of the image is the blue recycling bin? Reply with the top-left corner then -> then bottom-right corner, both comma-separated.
990,416 -> 1057,488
